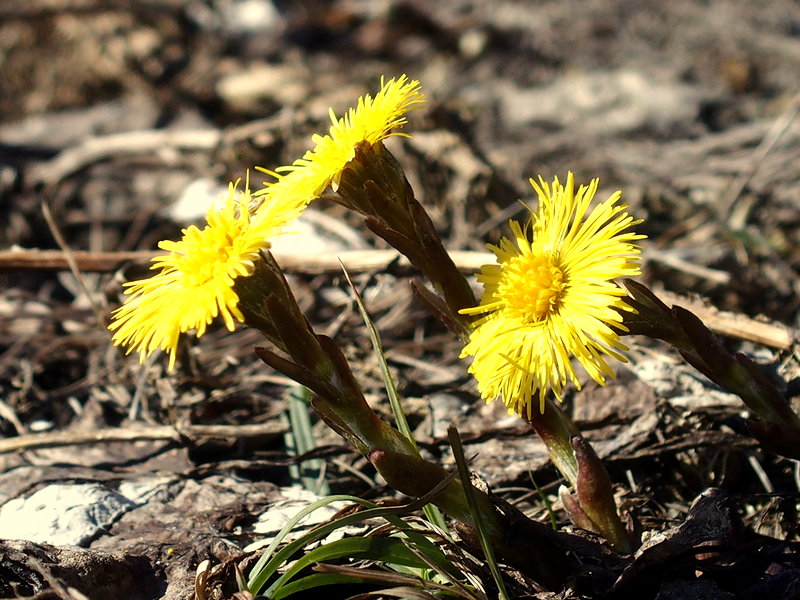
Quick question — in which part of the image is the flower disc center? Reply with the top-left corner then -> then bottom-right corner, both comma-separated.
181,228 -> 240,286
499,252 -> 566,322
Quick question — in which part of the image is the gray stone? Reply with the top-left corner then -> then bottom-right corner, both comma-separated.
0,483 -> 136,547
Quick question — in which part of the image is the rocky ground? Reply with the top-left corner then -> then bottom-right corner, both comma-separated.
1,1 -> 800,598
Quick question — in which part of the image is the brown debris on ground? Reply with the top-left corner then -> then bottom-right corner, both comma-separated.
1,1 -> 800,598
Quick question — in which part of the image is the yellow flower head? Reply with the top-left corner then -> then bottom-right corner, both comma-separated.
255,75 -> 424,210
109,180 -> 305,370
460,173 -> 645,418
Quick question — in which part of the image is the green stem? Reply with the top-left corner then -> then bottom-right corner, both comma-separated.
622,279 -> 800,459
237,252 -> 579,587
334,142 -> 477,327
526,397 -> 580,486
527,397 -> 632,553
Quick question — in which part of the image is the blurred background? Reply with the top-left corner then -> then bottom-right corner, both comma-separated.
1,0 -> 799,596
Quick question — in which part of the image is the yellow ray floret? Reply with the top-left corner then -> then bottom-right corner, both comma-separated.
460,172 -> 645,418
109,180 -> 305,370
255,74 -> 424,210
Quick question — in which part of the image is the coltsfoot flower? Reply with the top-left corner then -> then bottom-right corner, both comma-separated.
109,180 -> 305,370
256,74 -> 424,210
461,173 -> 645,418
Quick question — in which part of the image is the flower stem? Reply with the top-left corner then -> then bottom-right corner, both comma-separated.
622,279 -> 800,460
334,141 -> 477,326
527,397 -> 632,553
237,252 -> 578,587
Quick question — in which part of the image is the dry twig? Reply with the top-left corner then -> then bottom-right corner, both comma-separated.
1,247 -> 794,350
0,422 -> 286,454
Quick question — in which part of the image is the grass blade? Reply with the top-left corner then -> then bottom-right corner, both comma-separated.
269,536 -> 431,598
340,264 -> 448,531
447,425 -> 510,600
248,479 -> 460,595
284,385 -> 330,495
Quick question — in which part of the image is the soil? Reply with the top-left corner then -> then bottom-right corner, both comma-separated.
1,1 -> 800,599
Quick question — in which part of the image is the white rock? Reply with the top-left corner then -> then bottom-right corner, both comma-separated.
0,484 -> 136,547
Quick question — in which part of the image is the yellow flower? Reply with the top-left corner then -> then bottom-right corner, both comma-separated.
109,180 -> 305,370
255,75 -> 424,209
460,173 -> 645,418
